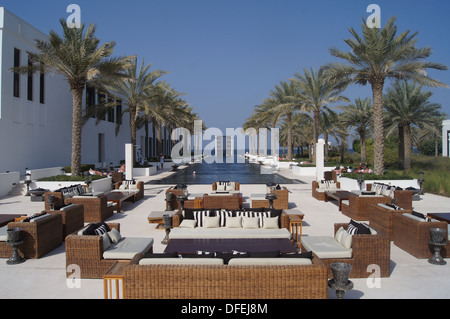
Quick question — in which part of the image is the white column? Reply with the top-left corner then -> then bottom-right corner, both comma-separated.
125,143 -> 133,180
316,139 -> 325,182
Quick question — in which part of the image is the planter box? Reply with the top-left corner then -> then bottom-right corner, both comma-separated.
27,167 -> 64,180
133,166 -> 157,176
291,166 -> 335,176
32,177 -> 112,193
0,171 -> 20,197
338,177 -> 419,191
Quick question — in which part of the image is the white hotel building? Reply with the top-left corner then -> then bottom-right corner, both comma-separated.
0,7 -> 173,175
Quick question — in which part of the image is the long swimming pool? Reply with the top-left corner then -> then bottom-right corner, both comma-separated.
148,155 -> 304,185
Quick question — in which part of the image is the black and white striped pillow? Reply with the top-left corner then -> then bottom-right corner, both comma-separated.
193,210 -> 211,227
94,224 -> 108,235
347,223 -> 358,235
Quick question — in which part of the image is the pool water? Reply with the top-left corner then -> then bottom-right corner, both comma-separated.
148,155 -> 304,185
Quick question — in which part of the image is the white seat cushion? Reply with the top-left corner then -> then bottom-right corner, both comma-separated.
301,236 -> 352,259
139,258 -> 224,265
103,237 -> 154,259
169,227 -> 290,239
228,258 -> 312,266
0,226 -> 8,242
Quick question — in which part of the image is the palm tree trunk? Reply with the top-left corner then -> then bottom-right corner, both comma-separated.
313,109 -> 320,165
71,86 -> 84,177
360,130 -> 367,165
403,124 -> 412,170
398,123 -> 405,169
157,123 -> 163,156
287,112 -> 293,160
371,81 -> 385,175
324,133 -> 329,163
129,104 -> 137,165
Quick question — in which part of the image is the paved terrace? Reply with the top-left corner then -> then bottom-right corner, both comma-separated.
0,165 -> 449,299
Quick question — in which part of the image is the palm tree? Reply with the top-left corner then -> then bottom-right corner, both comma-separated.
265,81 -> 304,160
100,57 -> 167,162
323,17 -> 448,175
384,80 -> 442,169
13,20 -> 132,176
416,113 -> 447,157
319,111 -> 339,162
143,82 -> 190,156
291,67 -> 348,164
340,98 -> 373,165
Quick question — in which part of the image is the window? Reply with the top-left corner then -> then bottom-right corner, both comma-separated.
86,84 -> 96,117
107,97 -> 114,123
39,63 -> 45,104
97,91 -> 106,120
115,100 -> 122,125
13,48 -> 20,98
27,55 -> 33,101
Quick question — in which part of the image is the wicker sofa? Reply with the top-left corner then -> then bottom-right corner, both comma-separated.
65,223 -> 154,279
301,222 -> 391,278
122,253 -> 328,299
44,189 -> 114,223
202,193 -> 242,210
43,204 -> 85,239
251,187 -> 289,210
114,180 -> 144,202
368,203 -> 412,240
341,193 -> 392,221
0,213 -> 63,259
393,213 -> 450,259
312,180 -> 341,201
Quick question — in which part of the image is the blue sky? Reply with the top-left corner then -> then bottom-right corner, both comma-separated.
4,0 -> 450,135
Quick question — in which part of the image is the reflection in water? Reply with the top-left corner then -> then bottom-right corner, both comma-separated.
148,155 -> 302,185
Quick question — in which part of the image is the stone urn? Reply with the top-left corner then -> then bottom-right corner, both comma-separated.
430,228 -> 446,244
7,228 -> 23,243
328,262 -> 353,299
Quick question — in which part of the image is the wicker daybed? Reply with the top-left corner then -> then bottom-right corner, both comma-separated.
122,253 -> 328,299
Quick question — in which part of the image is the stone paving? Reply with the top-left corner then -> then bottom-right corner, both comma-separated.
0,164 -> 449,299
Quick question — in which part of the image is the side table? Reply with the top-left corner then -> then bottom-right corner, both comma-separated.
289,215 -> 303,248
103,261 -> 129,299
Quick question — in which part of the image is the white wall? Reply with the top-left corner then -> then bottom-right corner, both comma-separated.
0,7 -> 173,175
443,120 -> 450,158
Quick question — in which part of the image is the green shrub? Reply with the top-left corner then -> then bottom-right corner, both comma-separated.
342,172 -> 414,180
64,164 -> 96,174
37,175 -> 107,182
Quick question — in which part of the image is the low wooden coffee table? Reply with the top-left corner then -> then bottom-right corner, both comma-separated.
324,190 -> 352,211
0,214 -> 24,227
164,238 -> 297,254
105,191 -> 136,213
427,213 -> 450,223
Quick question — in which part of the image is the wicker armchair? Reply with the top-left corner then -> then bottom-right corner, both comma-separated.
0,214 -> 63,259
165,187 -> 202,210
65,223 -> 120,279
393,213 -> 449,259
43,204 -> 85,239
123,253 -> 328,299
368,204 -> 412,240
212,181 -> 240,191
64,195 -> 114,223
114,181 -> 144,201
341,193 -> 391,221
302,223 -> 391,278
202,193 -> 242,210
251,187 -> 289,210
